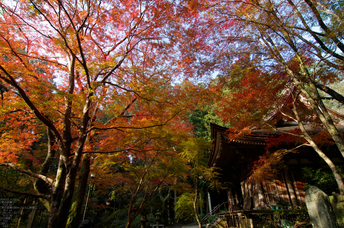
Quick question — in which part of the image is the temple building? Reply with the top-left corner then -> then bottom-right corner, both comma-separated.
207,94 -> 344,227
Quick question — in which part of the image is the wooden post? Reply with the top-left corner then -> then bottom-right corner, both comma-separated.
291,172 -> 302,204
271,180 -> 281,203
279,173 -> 289,204
284,170 -> 298,207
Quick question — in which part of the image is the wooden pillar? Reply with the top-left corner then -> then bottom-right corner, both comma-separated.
257,181 -> 267,209
252,181 -> 259,209
208,192 -> 212,215
234,187 -> 240,208
242,180 -> 252,210
278,173 -> 289,204
284,170 -> 298,207
291,172 -> 303,204
262,181 -> 273,207
271,180 -> 281,204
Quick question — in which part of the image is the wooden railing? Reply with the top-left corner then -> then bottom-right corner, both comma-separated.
201,201 -> 231,223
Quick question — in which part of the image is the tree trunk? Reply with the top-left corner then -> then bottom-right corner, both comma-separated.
66,154 -> 91,228
292,100 -> 344,194
258,7 -> 344,160
194,177 -> 202,228
310,142 -> 344,194
159,189 -> 171,225
126,218 -> 133,228
47,158 -> 67,228
297,79 -> 344,159
48,168 -> 79,228
276,29 -> 344,160
315,83 -> 344,105
47,149 -> 84,227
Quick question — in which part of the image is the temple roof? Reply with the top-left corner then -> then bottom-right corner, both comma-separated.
208,122 -> 344,185
209,121 -> 344,167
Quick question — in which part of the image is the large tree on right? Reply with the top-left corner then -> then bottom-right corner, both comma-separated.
208,0 -> 344,152
203,0 -> 344,191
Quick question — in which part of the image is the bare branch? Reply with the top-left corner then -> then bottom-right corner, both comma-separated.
0,163 -> 53,185
315,82 -> 344,105
89,110 -> 182,132
0,185 -> 49,199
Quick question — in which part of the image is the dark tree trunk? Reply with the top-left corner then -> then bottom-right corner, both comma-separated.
47,159 -> 67,228
67,154 -> 91,228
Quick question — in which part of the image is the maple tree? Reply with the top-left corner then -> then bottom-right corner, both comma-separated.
213,58 -> 289,130
251,90 -> 344,194
90,119 -> 192,228
92,83 -> 215,227
0,0 -> 203,227
197,0 -> 344,192
209,58 -> 344,193
206,0 -> 344,157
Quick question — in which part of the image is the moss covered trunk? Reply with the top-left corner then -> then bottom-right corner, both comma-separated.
67,154 -> 91,228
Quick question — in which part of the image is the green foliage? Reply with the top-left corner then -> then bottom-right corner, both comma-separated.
175,193 -> 198,222
102,209 -> 135,228
180,137 -> 210,165
175,137 -> 221,226
188,110 -> 211,140
180,137 -> 221,189
257,206 -> 310,228
188,107 -> 230,142
302,167 -> 344,195
206,215 -> 216,223
199,213 -> 216,223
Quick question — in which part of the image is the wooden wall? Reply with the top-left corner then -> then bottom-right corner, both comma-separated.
238,170 -> 306,210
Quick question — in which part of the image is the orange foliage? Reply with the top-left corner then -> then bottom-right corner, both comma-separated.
0,0 -> 209,226
249,149 -> 289,182
213,59 -> 289,131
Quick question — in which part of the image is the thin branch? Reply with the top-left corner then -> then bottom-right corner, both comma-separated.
0,36 -> 29,70
1,6 -> 52,39
287,0 -> 344,61
29,0 -> 82,69
0,163 -> 53,185
105,82 -> 167,103
83,148 -> 159,154
89,110 -> 182,132
0,185 -> 49,199
58,1 -> 92,89
305,0 -> 344,54
103,97 -> 137,126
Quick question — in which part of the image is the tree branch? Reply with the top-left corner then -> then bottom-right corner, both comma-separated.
0,67 -> 64,150
89,110 -> 182,132
0,185 -> 49,199
315,82 -> 344,105
0,163 -> 53,185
